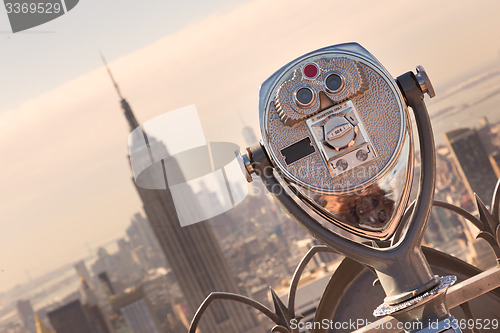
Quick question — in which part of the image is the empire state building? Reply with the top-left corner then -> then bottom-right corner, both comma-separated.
104,60 -> 258,332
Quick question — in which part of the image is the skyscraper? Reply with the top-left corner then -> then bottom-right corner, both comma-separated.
477,116 -> 496,155
127,213 -> 162,253
238,111 -> 259,147
126,213 -> 166,270
111,286 -> 161,333
16,299 -> 35,332
242,126 -> 259,147
74,261 -> 96,295
48,299 -> 110,333
445,128 -> 498,204
104,59 -> 258,332
97,271 -> 116,297
34,314 -> 52,333
490,151 -> 500,178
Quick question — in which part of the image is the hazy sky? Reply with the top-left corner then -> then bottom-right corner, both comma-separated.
1,0 -> 500,292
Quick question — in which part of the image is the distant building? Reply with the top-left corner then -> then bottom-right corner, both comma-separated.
80,278 -> 97,305
490,151 -> 500,178
111,286 -> 161,333
125,105 -> 258,333
126,213 -> 166,271
16,299 -> 35,332
47,299 -> 110,333
311,239 -> 339,265
477,116 -> 496,155
469,238 -> 498,270
48,300 -> 91,333
242,126 -> 259,147
84,305 -> 112,333
74,260 -> 106,308
97,271 -> 116,297
127,213 -> 159,251
296,238 -> 338,270
92,248 -> 114,281
91,243 -> 142,290
34,314 -> 53,333
445,128 -> 498,204
74,261 -> 94,291
104,61 -> 259,332
435,146 -> 469,199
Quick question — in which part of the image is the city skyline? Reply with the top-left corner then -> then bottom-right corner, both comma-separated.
2,0 -> 500,297
3,83 -> 500,330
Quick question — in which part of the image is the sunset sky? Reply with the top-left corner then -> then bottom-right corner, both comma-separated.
1,0 -> 500,292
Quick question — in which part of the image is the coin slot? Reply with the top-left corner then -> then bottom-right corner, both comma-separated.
281,138 -> 316,165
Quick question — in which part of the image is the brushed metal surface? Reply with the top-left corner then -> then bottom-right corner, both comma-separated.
259,43 -> 412,240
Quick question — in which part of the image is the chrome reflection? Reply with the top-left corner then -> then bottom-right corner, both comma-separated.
298,132 -> 413,240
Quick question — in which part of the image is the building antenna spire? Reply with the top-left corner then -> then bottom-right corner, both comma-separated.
237,110 -> 247,126
100,52 -> 140,132
100,52 -> 124,100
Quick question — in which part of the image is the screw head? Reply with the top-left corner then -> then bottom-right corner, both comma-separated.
415,65 -> 435,98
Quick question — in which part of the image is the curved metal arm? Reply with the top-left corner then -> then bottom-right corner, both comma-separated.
287,245 -> 336,319
433,200 -> 484,231
188,292 -> 281,333
434,179 -> 500,262
493,178 -> 500,222
395,72 -> 436,252
391,201 -> 416,245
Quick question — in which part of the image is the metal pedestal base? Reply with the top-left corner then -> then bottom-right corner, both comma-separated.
374,276 -> 457,317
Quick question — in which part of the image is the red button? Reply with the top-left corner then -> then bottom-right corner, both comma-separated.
303,63 -> 318,79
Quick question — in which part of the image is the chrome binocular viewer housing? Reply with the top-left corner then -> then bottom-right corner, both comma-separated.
258,43 -> 414,240
190,43 -> 490,333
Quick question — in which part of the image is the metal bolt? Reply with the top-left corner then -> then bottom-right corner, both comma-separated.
240,153 -> 255,182
415,65 -> 435,98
